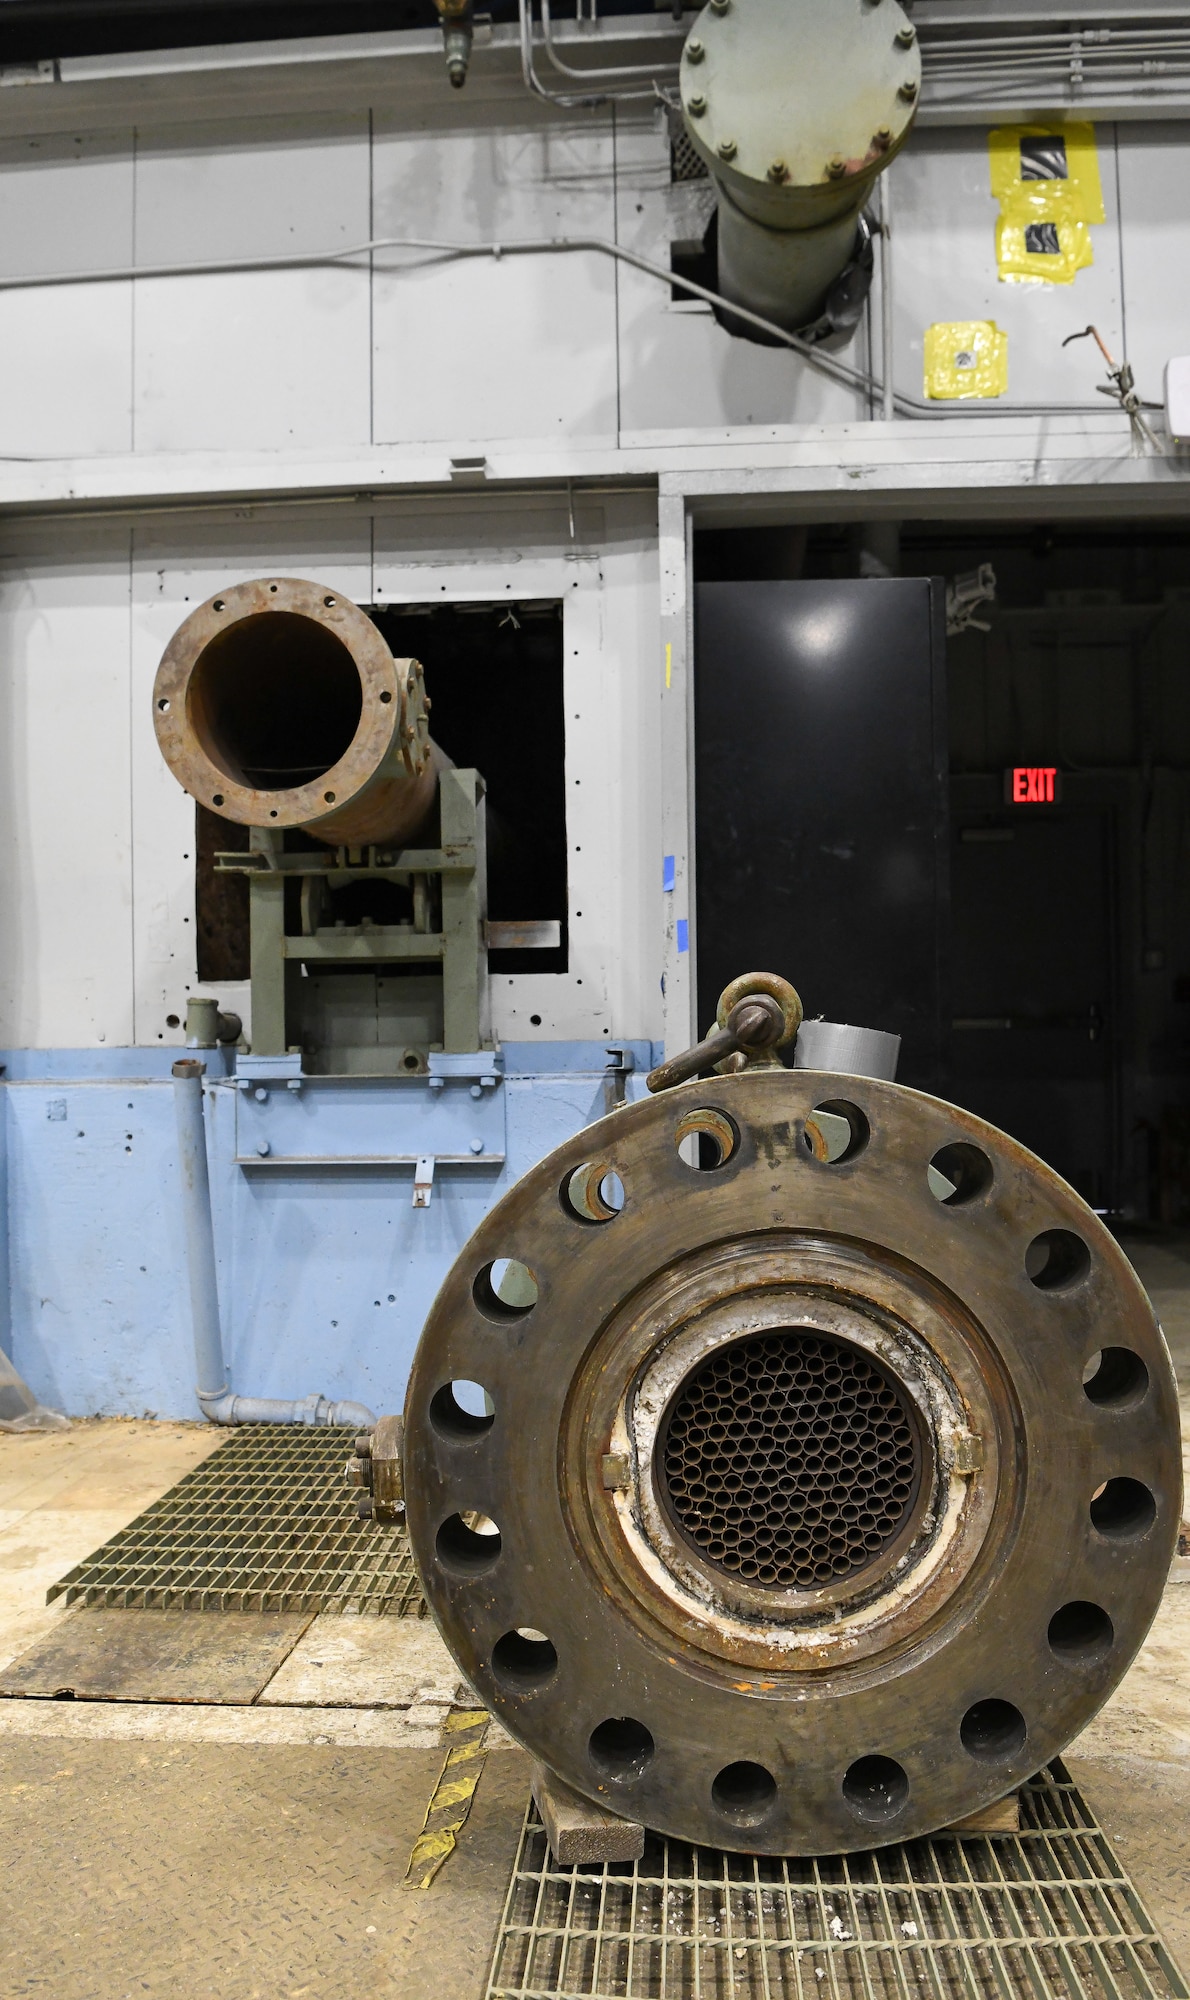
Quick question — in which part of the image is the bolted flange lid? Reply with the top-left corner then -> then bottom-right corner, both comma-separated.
681,0 -> 921,199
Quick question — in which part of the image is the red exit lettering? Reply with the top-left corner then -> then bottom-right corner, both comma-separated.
1010,766 -> 1058,804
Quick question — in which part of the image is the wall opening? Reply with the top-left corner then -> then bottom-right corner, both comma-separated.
196,596 -> 567,985
693,518 -> 1190,1221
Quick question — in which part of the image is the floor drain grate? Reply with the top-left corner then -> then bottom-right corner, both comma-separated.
486,1763 -> 1188,2000
47,1426 -> 426,1616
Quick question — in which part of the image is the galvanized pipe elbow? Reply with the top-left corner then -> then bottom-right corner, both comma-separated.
152,577 -> 448,848
679,0 -> 920,339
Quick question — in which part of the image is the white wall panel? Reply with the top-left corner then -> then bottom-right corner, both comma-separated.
614,114 -> 870,436
129,518 -> 373,1046
891,127 -> 1126,408
1115,123 -> 1190,412
132,115 -> 371,454
0,132 -> 133,457
371,118 -> 619,446
0,532 -> 134,1046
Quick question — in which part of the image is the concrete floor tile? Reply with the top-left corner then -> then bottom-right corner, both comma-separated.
259,1612 -> 463,1710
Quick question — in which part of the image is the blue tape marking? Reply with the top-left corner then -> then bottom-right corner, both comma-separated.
676,919 -> 689,954
662,854 -> 676,893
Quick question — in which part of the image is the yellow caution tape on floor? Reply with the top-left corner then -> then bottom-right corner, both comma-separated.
989,123 -> 1104,284
923,321 -> 1009,400
403,1704 -> 491,1891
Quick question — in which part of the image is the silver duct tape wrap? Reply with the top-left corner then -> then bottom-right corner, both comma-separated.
793,1019 -> 902,1081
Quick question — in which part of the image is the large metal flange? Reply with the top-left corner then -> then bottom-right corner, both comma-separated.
152,576 -> 439,845
403,1069 -> 1180,1855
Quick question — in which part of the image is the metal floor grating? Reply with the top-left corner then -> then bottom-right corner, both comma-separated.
47,1425 -> 427,1615
486,1763 -> 1188,2000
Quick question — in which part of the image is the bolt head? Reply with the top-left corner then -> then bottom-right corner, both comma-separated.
767,159 -> 789,183
899,78 -> 919,99
687,92 -> 707,114
827,155 -> 847,178
686,36 -> 704,59
896,23 -> 916,44
717,137 -> 738,160
873,126 -> 892,149
709,0 -> 729,13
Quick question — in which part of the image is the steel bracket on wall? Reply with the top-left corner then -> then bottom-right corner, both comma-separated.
230,1060 -> 506,1170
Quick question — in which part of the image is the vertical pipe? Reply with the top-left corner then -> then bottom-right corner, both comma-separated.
881,171 -> 895,424
171,1056 -> 376,1429
171,1058 -> 229,1411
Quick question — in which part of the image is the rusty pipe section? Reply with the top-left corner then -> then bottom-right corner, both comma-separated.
152,577 -> 448,848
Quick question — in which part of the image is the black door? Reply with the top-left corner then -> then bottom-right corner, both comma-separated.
694,580 -> 949,1092
949,801 -> 1119,1209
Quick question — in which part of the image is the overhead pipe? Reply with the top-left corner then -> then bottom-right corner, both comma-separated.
678,0 -> 921,340
153,576 -> 449,848
171,1058 -> 375,1428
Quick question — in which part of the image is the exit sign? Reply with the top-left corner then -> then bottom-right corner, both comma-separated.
1005,766 -> 1061,805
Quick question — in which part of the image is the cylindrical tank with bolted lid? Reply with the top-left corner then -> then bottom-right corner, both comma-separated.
679,0 -> 920,336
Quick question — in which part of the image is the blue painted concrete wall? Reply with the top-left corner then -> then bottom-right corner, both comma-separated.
1,1044 -> 659,1420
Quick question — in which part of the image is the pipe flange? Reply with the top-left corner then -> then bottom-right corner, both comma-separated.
152,576 -> 438,846
404,1067 -> 1180,1854
679,0 -> 921,213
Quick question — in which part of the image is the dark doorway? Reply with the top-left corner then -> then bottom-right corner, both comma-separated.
703,517 -> 1190,1217
693,579 -> 949,1093
950,788 -> 1120,1210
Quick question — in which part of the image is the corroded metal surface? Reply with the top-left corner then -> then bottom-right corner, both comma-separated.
152,576 -> 445,847
405,1068 -> 1181,1855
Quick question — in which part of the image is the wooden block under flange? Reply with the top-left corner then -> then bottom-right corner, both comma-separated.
531,1762 -> 646,1865
943,1793 -> 1020,1837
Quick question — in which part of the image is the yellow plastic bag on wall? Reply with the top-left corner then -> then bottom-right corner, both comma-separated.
988,123 -> 1104,284
924,321 -> 1008,400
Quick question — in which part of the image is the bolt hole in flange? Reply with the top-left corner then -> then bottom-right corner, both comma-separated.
711,1760 -> 778,1827
928,1142 -> 994,1206
436,1511 -> 502,1574
1048,1600 -> 1114,1664
1083,1347 -> 1149,1408
430,1379 -> 495,1439
1090,1476 -> 1156,1539
675,1106 -> 738,1171
960,1698 -> 1027,1761
589,1716 -> 655,1781
804,1101 -> 869,1165
1026,1228 -> 1090,1290
842,1754 -> 909,1822
563,1162 -> 626,1223
473,1258 -> 538,1320
491,1629 -> 557,1690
